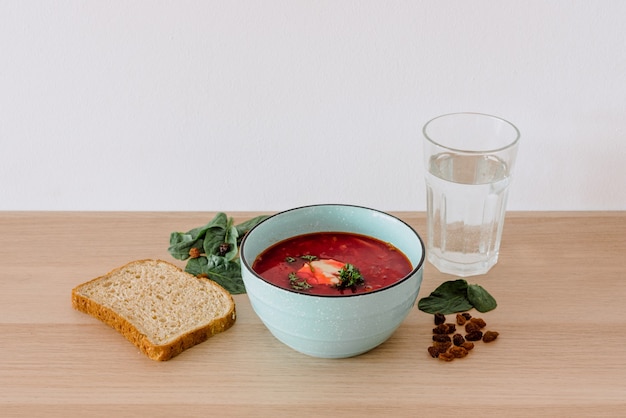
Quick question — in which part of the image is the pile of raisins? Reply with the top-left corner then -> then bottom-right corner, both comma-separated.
427,312 -> 499,361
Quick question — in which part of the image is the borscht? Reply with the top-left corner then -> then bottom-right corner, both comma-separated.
251,232 -> 413,295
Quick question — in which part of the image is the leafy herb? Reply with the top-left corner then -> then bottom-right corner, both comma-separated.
467,283 -> 498,313
185,254 -> 246,294
417,279 -> 497,314
168,213 -> 268,294
285,257 -> 296,263
335,263 -> 364,289
288,272 -> 312,291
300,255 -> 318,261
417,279 -> 473,314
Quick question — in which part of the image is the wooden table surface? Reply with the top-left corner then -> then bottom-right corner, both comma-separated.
1,211 -> 625,417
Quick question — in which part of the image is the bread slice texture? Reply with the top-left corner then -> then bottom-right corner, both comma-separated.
71,259 -> 236,361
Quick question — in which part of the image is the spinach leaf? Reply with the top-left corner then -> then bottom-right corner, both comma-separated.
167,235 -> 202,261
467,283 -> 498,313
184,255 -> 246,295
234,215 -> 270,243
167,213 -> 268,294
417,279 -> 474,314
168,213 -> 230,260
417,279 -> 498,314
203,218 -> 238,262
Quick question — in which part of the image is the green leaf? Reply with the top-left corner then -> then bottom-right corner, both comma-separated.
234,215 -> 270,244
167,212 -> 229,260
168,213 -> 269,295
185,255 -> 247,294
203,218 -> 238,261
204,212 -> 230,230
417,279 -> 474,314
467,284 -> 498,313
183,256 -> 208,276
167,233 -> 202,260
417,279 -> 499,315
223,225 -> 240,261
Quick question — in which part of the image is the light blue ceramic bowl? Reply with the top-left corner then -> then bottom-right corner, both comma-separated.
240,204 -> 425,358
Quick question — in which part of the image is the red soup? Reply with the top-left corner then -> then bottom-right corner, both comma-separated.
251,232 -> 413,296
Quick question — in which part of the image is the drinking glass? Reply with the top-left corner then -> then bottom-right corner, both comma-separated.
423,112 -> 520,276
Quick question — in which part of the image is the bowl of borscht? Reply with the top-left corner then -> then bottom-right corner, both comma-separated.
239,204 -> 425,358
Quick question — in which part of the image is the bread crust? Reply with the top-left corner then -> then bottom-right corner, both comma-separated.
71,259 -> 236,361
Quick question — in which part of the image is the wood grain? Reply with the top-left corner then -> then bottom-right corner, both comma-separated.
1,211 -> 625,417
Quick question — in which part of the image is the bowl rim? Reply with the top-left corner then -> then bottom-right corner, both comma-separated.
239,203 -> 425,298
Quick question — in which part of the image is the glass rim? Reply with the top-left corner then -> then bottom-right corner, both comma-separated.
423,112 -> 520,154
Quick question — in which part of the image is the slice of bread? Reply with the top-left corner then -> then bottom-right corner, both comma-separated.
71,259 -> 236,361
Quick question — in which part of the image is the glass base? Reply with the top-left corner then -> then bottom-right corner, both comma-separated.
427,252 -> 498,277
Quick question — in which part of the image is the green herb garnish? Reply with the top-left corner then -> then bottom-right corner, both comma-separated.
300,255 -> 318,261
168,213 -> 269,294
335,263 -> 364,289
466,283 -> 498,312
285,256 -> 296,263
288,272 -> 313,291
417,279 -> 497,314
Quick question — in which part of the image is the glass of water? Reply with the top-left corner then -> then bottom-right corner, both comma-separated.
423,112 -> 520,277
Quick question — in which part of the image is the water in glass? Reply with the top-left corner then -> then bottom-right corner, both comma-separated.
426,152 -> 511,276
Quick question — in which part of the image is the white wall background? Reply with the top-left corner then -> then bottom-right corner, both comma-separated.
1,1 -> 625,212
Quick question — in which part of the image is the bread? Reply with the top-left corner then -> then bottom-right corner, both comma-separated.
71,259 -> 236,361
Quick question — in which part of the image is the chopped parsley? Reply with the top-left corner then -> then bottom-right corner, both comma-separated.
335,263 -> 364,289
288,272 -> 312,291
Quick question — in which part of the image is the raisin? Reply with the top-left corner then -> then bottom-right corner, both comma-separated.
433,341 -> 452,352
428,346 -> 442,358
452,333 -> 465,346
432,334 -> 451,343
461,341 -> 475,351
449,346 -> 469,358
433,323 -> 456,334
465,321 -> 481,334
465,330 -> 483,341
218,243 -> 231,256
470,317 -> 487,328
428,312 -> 496,361
483,330 -> 500,343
